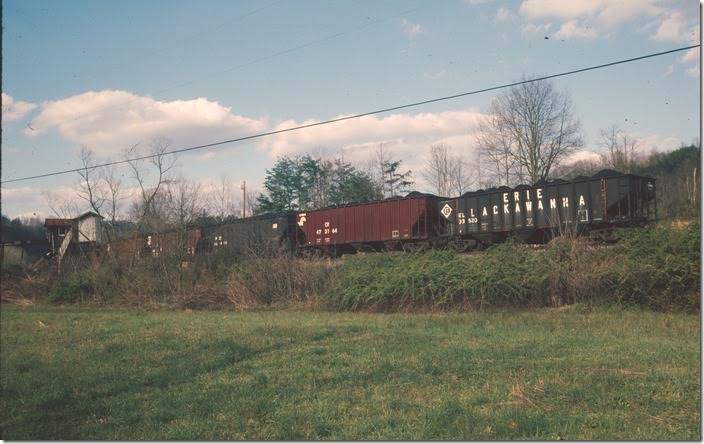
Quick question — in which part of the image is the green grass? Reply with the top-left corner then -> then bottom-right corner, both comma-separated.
1,305 -> 700,440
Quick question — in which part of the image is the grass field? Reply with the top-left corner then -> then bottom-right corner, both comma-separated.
0,305 -> 700,440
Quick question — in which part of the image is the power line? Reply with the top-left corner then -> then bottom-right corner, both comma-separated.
3,44 -> 699,185
31,4 -> 429,130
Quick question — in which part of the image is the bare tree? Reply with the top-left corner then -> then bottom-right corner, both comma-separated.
76,146 -> 106,216
209,175 -> 239,220
476,115 -> 520,186
423,143 -> 475,196
599,125 -> 640,172
100,163 -> 125,227
370,143 -> 414,197
43,190 -> 80,219
423,144 -> 453,196
449,156 -> 475,195
476,78 -> 583,184
164,175 -> 203,227
124,138 -> 177,230
245,189 -> 259,216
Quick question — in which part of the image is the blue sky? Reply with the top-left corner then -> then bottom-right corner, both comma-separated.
1,0 -> 700,218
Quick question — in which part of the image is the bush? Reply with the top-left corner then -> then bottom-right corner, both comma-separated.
322,246 -> 549,311
323,224 -> 700,312
610,221 -> 700,310
47,264 -> 120,304
226,255 -> 333,308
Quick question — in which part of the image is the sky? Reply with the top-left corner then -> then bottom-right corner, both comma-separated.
1,0 -> 701,219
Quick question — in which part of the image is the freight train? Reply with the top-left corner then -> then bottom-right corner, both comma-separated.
104,169 -> 656,260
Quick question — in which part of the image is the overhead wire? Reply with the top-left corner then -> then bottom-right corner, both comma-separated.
2,43 -> 699,185
29,3 -> 430,130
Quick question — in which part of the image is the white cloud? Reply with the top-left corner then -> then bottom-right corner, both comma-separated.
681,47 -> 700,64
1,184 -> 81,218
677,46 -> 700,77
519,0 -> 603,21
463,0 -> 494,5
663,64 -> 675,77
26,90 -> 266,156
566,150 -> 602,164
519,0 -> 660,24
2,93 -> 37,122
652,10 -> 698,43
554,20 -> 597,39
565,132 -> 686,167
513,0 -> 696,42
257,109 -> 486,172
636,133 -> 683,153
494,6 -> 516,23
521,22 -> 552,36
424,70 -> 448,80
401,18 -> 423,37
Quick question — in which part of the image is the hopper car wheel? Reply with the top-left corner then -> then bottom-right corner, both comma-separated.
301,247 -> 324,259
448,239 -> 475,252
589,228 -> 618,244
402,242 -> 430,253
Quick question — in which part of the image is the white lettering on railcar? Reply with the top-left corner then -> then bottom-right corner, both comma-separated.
503,193 -> 509,203
579,195 -> 586,206
550,198 -> 557,209
493,205 -> 498,215
562,197 -> 569,208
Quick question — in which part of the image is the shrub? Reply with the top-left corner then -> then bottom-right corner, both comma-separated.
226,255 -> 333,308
322,247 -> 548,311
611,221 -> 700,310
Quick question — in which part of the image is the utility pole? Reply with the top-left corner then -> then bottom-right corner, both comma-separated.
241,180 -> 246,218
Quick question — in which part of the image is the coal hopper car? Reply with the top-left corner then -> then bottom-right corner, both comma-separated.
437,169 -> 656,249
295,193 -> 441,255
197,212 -> 298,256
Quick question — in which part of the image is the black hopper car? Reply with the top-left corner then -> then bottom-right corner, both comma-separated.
196,212 -> 298,256
437,169 -> 656,250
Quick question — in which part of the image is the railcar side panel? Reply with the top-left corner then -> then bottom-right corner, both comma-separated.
297,196 -> 438,249
199,213 -> 296,255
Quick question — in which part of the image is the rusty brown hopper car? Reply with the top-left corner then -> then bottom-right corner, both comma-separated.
105,235 -> 146,262
295,193 -> 440,254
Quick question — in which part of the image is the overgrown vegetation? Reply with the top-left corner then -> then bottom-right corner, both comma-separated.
0,306 -> 699,439
21,222 -> 697,312
323,222 -> 700,312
